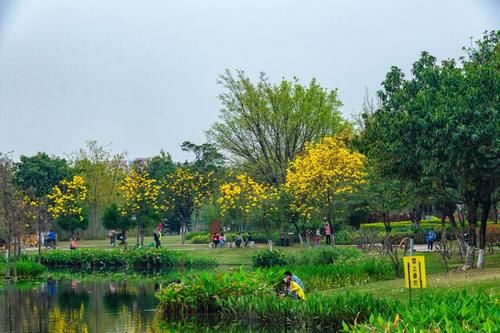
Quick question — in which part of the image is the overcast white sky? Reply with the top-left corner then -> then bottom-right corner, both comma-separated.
0,0 -> 498,162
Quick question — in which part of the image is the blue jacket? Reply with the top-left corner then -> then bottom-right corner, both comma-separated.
292,275 -> 305,292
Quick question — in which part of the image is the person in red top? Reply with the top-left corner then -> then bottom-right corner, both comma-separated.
324,222 -> 332,245
70,237 -> 78,250
212,233 -> 220,248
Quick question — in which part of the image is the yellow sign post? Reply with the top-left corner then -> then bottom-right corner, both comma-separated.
403,255 -> 426,305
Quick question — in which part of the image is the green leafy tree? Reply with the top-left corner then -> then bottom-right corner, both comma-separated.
14,152 -> 72,198
361,31 -> 499,269
146,150 -> 176,180
13,152 -> 71,258
73,141 -> 125,239
181,141 -> 225,174
0,153 -> 26,280
102,203 -> 134,236
207,70 -> 347,185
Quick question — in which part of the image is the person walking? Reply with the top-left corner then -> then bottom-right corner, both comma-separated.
109,229 -> 116,247
153,228 -> 161,248
324,222 -> 332,245
426,228 -> 436,251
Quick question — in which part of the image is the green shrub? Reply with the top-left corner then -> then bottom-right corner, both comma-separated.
265,258 -> 395,291
253,249 -> 288,268
346,291 -> 498,332
41,249 -> 128,268
221,292 -> 388,332
185,231 -> 208,241
156,269 -> 269,316
217,290 -> 497,332
0,260 -> 46,279
287,247 -> 361,266
190,234 -> 210,244
41,248 -> 217,270
334,229 -> 355,245
360,219 -> 442,231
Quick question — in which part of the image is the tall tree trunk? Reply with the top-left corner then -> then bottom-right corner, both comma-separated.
5,224 -> 11,279
13,236 -> 17,282
181,222 -> 186,245
445,206 -> 466,259
194,209 -> 200,232
139,225 -> 144,246
136,215 -> 141,246
291,221 -> 303,245
493,203 -> 497,224
462,199 -> 478,270
92,203 -> 98,240
409,205 -> 423,227
37,217 -> 42,264
477,201 -> 490,269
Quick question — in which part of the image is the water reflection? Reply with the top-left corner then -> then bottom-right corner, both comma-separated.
0,279 -> 159,333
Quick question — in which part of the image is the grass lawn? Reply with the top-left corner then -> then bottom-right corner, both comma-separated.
331,251 -> 500,300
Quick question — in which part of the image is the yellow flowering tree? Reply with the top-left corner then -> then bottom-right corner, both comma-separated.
118,170 -> 160,246
160,167 -> 216,244
285,135 -> 366,233
218,174 -> 279,237
47,175 -> 89,237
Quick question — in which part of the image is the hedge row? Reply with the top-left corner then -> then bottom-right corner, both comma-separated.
41,248 -> 217,270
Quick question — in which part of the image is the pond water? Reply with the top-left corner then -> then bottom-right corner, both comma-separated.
0,279 -> 160,333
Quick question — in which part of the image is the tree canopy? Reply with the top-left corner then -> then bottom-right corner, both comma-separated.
14,152 -> 72,198
360,31 -> 499,268
207,70 -> 347,185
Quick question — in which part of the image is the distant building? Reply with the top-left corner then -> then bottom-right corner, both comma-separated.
132,158 -> 151,171
116,158 -> 151,171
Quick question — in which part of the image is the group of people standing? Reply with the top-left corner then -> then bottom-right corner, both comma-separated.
305,222 -> 332,246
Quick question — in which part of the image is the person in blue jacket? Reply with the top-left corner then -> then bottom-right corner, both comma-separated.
284,271 -> 305,292
426,228 -> 436,251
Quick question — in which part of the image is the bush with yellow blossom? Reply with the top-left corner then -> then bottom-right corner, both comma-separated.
117,169 -> 160,245
47,175 -> 89,235
218,174 -> 280,232
285,135 -> 366,225
160,167 -> 216,236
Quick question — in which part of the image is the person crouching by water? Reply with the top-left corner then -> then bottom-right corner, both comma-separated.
284,271 -> 305,292
282,277 -> 306,300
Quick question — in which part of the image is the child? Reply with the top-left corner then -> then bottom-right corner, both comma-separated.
315,228 -> 321,246
70,238 -> 77,250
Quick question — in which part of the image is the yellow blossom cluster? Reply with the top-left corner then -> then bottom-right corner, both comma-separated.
47,175 -> 88,221
118,170 -> 160,215
161,168 -> 215,212
22,195 -> 42,221
285,135 -> 366,220
218,174 -> 278,217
